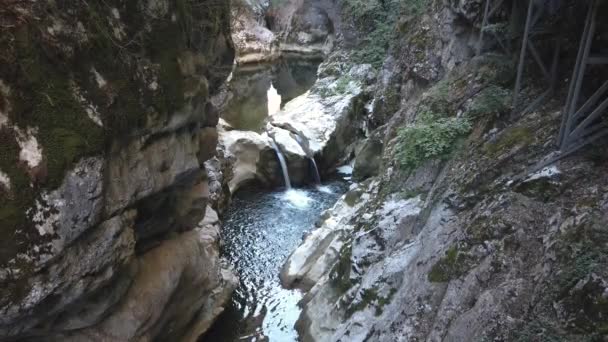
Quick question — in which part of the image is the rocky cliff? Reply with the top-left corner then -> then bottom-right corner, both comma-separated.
282,0 -> 608,341
0,1 -> 236,340
230,0 -> 337,64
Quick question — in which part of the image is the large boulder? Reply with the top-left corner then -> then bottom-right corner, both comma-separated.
270,62 -> 375,173
280,183 -> 371,290
218,125 -> 277,193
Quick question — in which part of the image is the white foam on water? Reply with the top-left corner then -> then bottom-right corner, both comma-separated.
317,185 -> 334,194
282,189 -> 313,209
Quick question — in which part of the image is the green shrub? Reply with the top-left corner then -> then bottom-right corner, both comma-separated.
396,115 -> 471,170
467,85 -> 511,118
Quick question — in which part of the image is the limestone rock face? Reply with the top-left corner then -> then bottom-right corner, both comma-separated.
231,0 -> 279,64
230,0 -> 340,64
57,207 -> 237,342
0,0 -> 235,340
283,2 -> 608,341
352,136 -> 383,181
267,124 -> 311,185
269,0 -> 341,58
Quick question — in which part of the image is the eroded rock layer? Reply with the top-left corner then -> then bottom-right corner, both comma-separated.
0,1 -> 236,340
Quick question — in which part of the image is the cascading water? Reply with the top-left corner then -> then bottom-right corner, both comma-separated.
270,140 -> 292,189
310,157 -> 321,185
293,133 -> 321,185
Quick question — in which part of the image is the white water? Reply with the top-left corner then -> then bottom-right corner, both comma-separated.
281,189 -> 313,209
271,141 -> 292,189
310,158 -> 321,185
316,185 -> 334,194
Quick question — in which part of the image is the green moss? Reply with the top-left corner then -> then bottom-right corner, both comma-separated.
375,288 -> 397,316
330,243 -> 354,295
466,216 -> 498,244
319,75 -> 359,98
598,323 -> 608,335
0,128 -> 33,241
346,286 -> 397,317
483,126 -> 533,157
12,45 -> 105,188
417,78 -> 451,114
512,320 -> 564,342
399,187 -> 426,200
556,251 -> 601,298
154,38 -> 187,115
344,189 -> 363,206
0,16 -> 105,270
416,70 -> 469,116
428,246 -> 470,282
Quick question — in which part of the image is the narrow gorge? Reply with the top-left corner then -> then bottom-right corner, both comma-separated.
1,0 -> 607,342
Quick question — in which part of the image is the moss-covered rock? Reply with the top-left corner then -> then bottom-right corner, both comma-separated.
428,246 -> 472,283
0,0 -> 234,339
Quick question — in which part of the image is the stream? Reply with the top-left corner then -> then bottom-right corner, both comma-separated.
201,58 -> 346,341
202,181 -> 348,341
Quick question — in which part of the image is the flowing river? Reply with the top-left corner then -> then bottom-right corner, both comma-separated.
202,181 -> 348,341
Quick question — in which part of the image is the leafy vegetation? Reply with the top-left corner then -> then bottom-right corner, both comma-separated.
396,112 -> 471,171
467,85 -> 512,118
343,0 -> 429,68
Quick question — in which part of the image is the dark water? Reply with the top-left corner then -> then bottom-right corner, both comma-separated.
202,181 -> 348,341
220,58 -> 321,132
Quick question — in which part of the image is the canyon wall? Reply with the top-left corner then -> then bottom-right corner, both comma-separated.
283,1 -> 608,341
0,1 -> 236,340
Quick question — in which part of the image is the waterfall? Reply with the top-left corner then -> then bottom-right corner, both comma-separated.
293,133 -> 321,185
310,158 -> 321,185
270,140 -> 292,189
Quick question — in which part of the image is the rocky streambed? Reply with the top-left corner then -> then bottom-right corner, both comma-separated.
199,48 -> 375,340
202,180 -> 348,341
